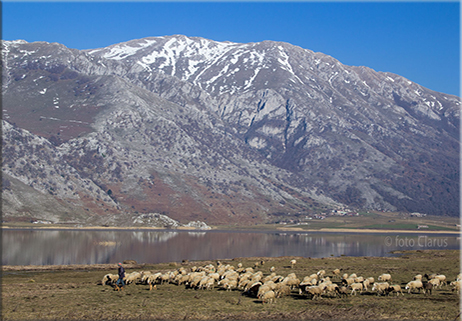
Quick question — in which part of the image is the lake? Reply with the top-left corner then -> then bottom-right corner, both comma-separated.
2,229 -> 459,266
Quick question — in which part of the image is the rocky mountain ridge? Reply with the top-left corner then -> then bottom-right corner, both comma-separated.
2,35 -> 459,226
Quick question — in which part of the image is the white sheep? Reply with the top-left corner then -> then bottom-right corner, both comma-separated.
434,275 -> 447,286
124,271 -> 142,285
405,280 -> 424,294
282,276 -> 300,289
290,259 -> 297,268
146,273 -> 162,290
262,272 -> 277,283
102,273 -> 118,286
362,279 -> 370,291
274,283 -> 292,298
354,276 -> 364,283
190,274 -> 205,289
450,280 -> 461,294
323,283 -> 339,297
386,284 -> 404,296
378,273 -> 392,282
342,277 -> 355,286
317,270 -> 326,278
176,274 -> 190,286
220,278 -> 238,291
261,290 -> 276,304
348,282 -> 363,295
371,282 -> 390,296
306,285 -> 323,300
332,268 -> 342,279
428,278 -> 441,288
257,283 -> 275,298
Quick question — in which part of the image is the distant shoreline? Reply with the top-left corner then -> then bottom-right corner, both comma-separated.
1,224 -> 460,234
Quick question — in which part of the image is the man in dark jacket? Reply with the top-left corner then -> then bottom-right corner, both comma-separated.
115,262 -> 125,291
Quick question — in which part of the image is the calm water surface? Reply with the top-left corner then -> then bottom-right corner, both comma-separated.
2,229 -> 459,266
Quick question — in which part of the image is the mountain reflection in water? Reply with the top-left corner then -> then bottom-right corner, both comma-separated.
3,229 -> 459,266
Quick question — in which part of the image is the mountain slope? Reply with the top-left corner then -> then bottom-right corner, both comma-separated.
2,36 -> 459,225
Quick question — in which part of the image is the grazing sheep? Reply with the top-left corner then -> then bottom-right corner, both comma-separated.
290,259 -> 297,268
306,286 -> 323,300
221,270 -> 238,280
146,273 -> 162,290
257,283 -> 275,298
372,282 -> 390,296
299,281 -> 314,294
342,277 -> 355,286
362,279 -> 370,291
434,275 -> 447,286
366,277 -> 375,284
208,272 -> 220,282
413,274 -> 423,281
348,282 -> 363,295
378,274 -> 392,282
238,278 -> 252,291
177,274 -> 190,286
190,275 -> 205,289
428,278 -> 441,288
317,270 -> 326,278
102,273 -> 118,286
283,276 -> 300,289
386,284 -> 404,296
332,268 -> 342,279
348,273 -> 357,279
160,272 -> 170,284
405,280 -> 424,294
301,276 -> 317,286
422,281 -> 433,295
198,276 -> 212,290
243,281 -> 262,297
450,280 -> 461,294
261,290 -> 276,304
354,276 -> 364,283
205,277 -> 215,290
335,286 -> 349,298
124,271 -> 142,285
324,284 -> 339,297
262,273 -> 277,283
222,278 -> 238,291
269,266 -> 276,273
275,284 -> 292,298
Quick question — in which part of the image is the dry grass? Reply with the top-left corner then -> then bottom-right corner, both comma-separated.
2,250 -> 460,320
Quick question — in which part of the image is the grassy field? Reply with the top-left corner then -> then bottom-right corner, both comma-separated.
2,249 -> 460,320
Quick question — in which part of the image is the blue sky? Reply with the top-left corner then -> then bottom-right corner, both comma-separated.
2,1 -> 460,96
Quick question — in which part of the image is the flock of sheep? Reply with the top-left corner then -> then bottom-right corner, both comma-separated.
101,259 -> 461,304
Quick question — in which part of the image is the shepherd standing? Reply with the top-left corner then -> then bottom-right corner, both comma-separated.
115,262 -> 125,291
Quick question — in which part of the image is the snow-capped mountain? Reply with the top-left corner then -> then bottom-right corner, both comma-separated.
2,35 -> 460,226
